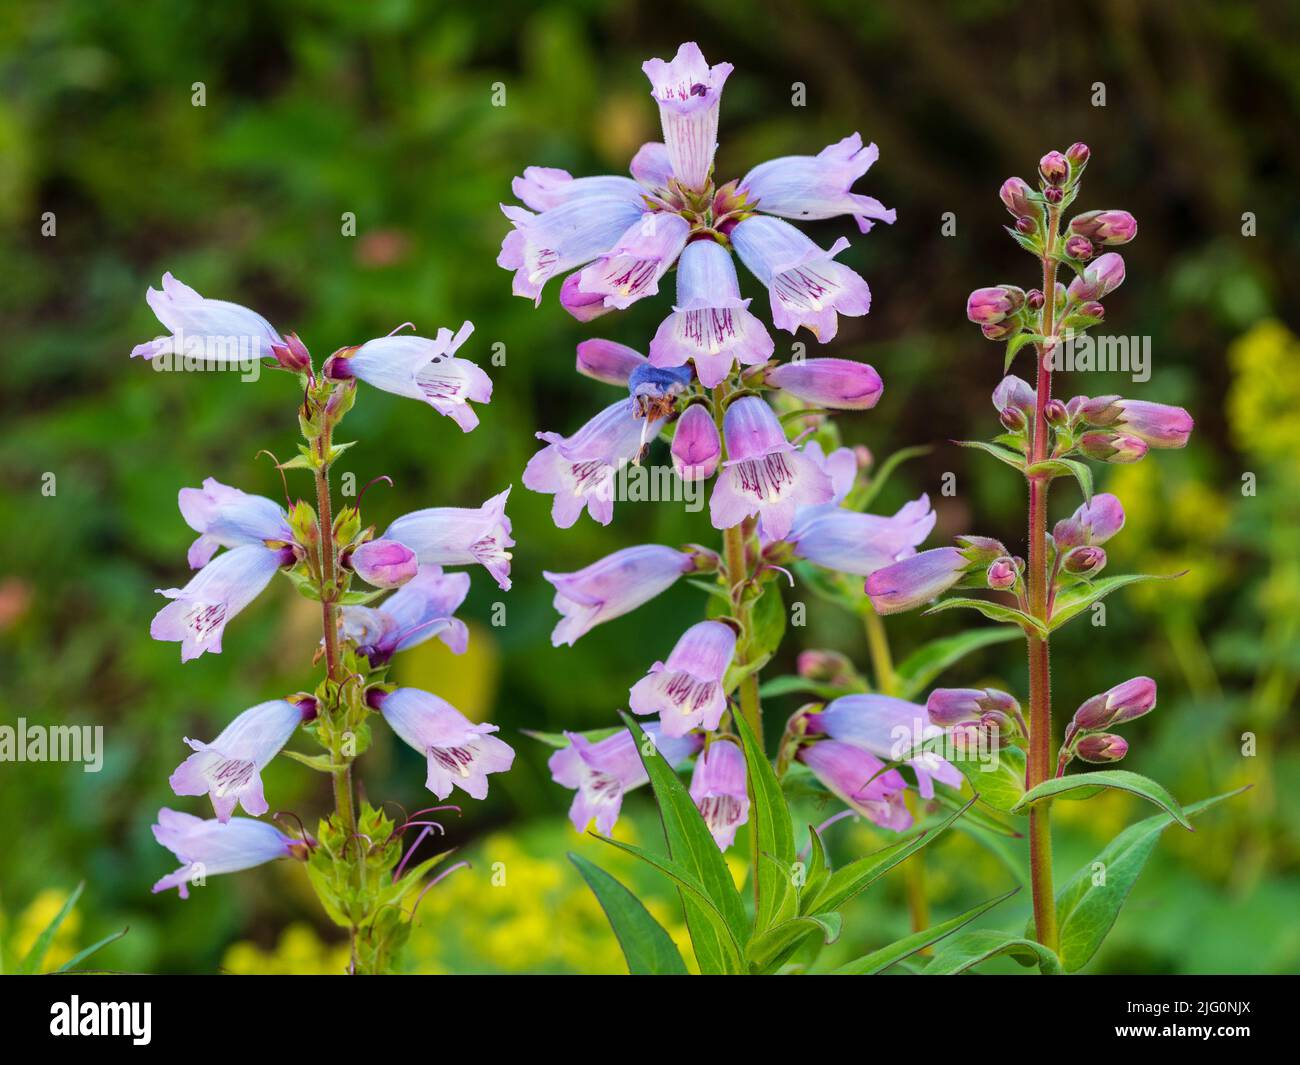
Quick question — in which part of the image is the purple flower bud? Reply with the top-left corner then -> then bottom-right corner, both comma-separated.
1069,209 -> 1137,245
1062,544 -> 1106,576
271,332 -> 312,373
1015,215 -> 1038,235
1079,431 -> 1148,463
560,272 -> 615,322
575,339 -> 647,386
1039,151 -> 1069,186
866,546 -> 966,614
671,403 -> 722,481
1053,493 -> 1126,548
986,556 -> 1018,589
1074,676 -> 1157,731
982,321 -> 1018,341
690,740 -> 751,850
1000,177 -> 1034,218
1026,288 -> 1045,310
1068,252 -> 1126,302
766,357 -> 884,410
1065,235 -> 1095,261
349,539 -> 418,588
797,649 -> 858,685
1044,186 -> 1064,204
1115,400 -> 1194,449
925,688 -> 984,727
1076,733 -> 1128,764
1044,398 -> 1068,426
993,374 -> 1036,419
1066,142 -> 1091,167
1073,301 -> 1105,324
1000,407 -> 1027,432
966,285 -> 1025,326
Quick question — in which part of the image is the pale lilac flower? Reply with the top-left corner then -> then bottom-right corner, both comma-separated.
130,272 -> 282,362
336,323 -> 490,432
629,620 -> 737,737
739,133 -> 896,234
731,216 -> 872,341
806,694 -> 963,800
671,403 -> 722,481
641,42 -> 734,191
511,168 -> 644,211
151,544 -> 293,661
992,375 -> 1037,419
630,142 -> 673,191
766,357 -> 883,410
1052,493 -> 1125,550
560,272 -> 614,322
788,494 -> 935,576
544,544 -> 695,647
548,723 -> 702,835
385,488 -> 514,591
349,539 -> 418,588
865,546 -> 967,614
802,441 -> 858,505
710,396 -> 834,540
498,194 -> 645,303
524,399 -> 661,528
152,807 -> 300,899
177,477 -> 292,569
577,212 -> 691,311
575,339 -> 646,386
690,741 -> 750,850
169,699 -> 307,821
370,688 -> 514,801
341,564 -> 470,662
797,740 -> 912,831
648,238 -> 774,387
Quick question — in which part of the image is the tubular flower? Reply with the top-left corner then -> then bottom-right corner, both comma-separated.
710,396 -> 834,540
549,723 -> 702,835
524,399 -> 663,529
765,357 -> 883,410
384,488 -> 514,591
370,688 -> 514,801
151,543 -> 294,661
340,564 -> 470,662
797,739 -> 912,831
671,402 -> 722,481
641,42 -> 734,191
177,477 -> 293,569
788,493 -> 935,577
865,546 -> 967,615
169,699 -> 307,821
648,238 -> 774,387
629,620 -> 737,737
690,740 -> 751,850
130,272 -> 282,362
575,338 -> 647,386
577,212 -> 692,312
335,323 -> 491,432
152,807 -> 302,899
348,539 -> 418,588
544,544 -> 696,647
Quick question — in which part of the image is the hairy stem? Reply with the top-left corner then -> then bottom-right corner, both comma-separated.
1026,203 -> 1062,953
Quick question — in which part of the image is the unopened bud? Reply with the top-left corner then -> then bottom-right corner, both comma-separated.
1074,676 -> 1157,731
1015,215 -> 1037,235
1062,545 -> 1106,576
986,556 -> 1018,590
1065,235 -> 1095,261
1025,288 -> 1045,310
982,321 -> 1018,341
1043,186 -> 1064,204
797,649 -> 859,687
1066,142 -> 1091,168
1079,431 -> 1149,463
1000,406 -> 1027,432
1039,151 -> 1069,186
1069,209 -> 1137,246
967,285 -> 1025,326
1044,398 -> 1068,426
271,333 -> 312,373
1076,733 -> 1129,764
1000,177 -> 1035,218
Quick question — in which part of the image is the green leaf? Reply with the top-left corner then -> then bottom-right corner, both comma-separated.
757,675 -> 855,700
952,745 -> 1027,815
745,584 -> 786,664
16,881 -> 84,974
805,799 -> 971,915
954,439 -> 1026,472
894,627 -> 1022,700
850,444 -> 932,511
1048,572 -> 1185,631
829,889 -> 1018,974
281,567 -> 322,601
568,853 -> 689,975
801,824 -> 832,907
620,713 -> 748,973
685,578 -> 732,602
1012,769 -> 1191,829
1048,786 -> 1248,972
1004,332 -> 1046,373
748,911 -> 842,972
922,597 -> 1045,636
790,560 -> 869,616
338,588 -> 386,606
52,927 -> 130,973
925,929 -> 1061,974
281,749 -> 338,773
733,715 -> 796,935
1028,457 -> 1093,503
595,835 -> 744,972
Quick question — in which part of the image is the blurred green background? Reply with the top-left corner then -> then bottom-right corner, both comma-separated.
2,0 -> 1298,974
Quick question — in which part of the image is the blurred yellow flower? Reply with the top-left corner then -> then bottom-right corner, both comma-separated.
1227,320 -> 1300,472
222,923 -> 350,975
10,888 -> 81,972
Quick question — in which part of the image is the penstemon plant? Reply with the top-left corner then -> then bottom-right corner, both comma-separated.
864,145 -> 1244,973
500,42 -> 1017,975
132,276 -> 515,973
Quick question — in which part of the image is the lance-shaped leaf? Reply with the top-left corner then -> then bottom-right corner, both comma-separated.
1046,786 -> 1248,972
1048,572 -> 1185,631
619,713 -> 748,972
954,439 -> 1026,472
1004,332 -> 1046,373
16,881 -> 85,974
1027,457 -> 1093,504
568,852 -> 689,975
922,597 -> 1046,637
894,627 -> 1022,700
748,910 -> 841,972
1012,769 -> 1191,829
848,444 -> 931,511
924,929 -> 1061,974
804,798 -> 972,915
53,927 -> 130,974
734,711 -> 797,935
830,889 -> 1018,974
